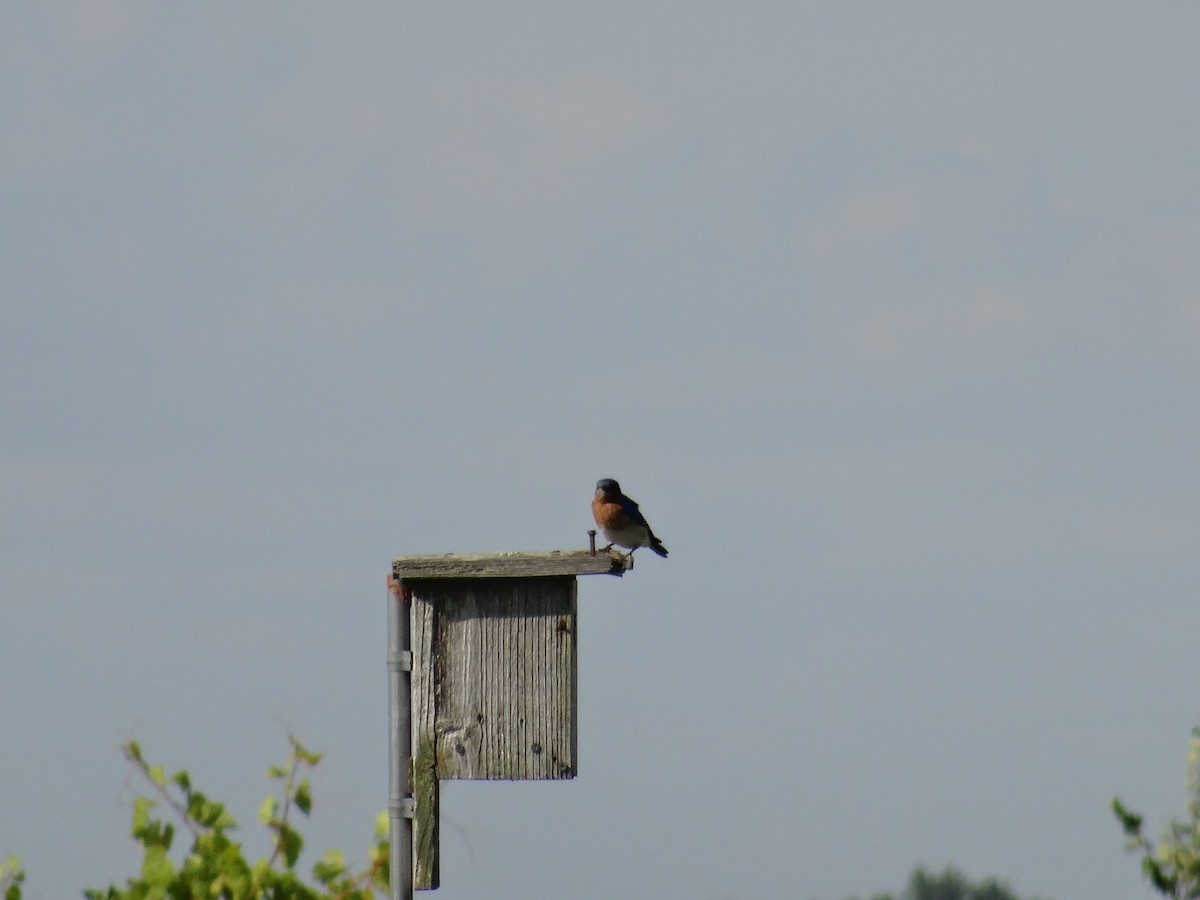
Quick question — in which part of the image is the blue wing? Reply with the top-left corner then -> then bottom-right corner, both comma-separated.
619,494 -> 650,529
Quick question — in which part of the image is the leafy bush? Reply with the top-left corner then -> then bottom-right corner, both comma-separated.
1114,725 -> 1200,898
847,865 -> 1045,900
81,735 -> 389,900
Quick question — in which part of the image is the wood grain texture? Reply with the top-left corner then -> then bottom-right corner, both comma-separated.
394,549 -> 627,579
412,736 -> 439,890
408,576 -> 578,780
410,591 -> 439,891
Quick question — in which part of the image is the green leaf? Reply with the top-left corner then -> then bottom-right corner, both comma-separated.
312,849 -> 347,885
259,794 -> 279,825
209,841 -> 252,897
1112,797 -> 1144,837
140,844 -> 174,888
187,792 -> 211,824
289,734 -> 324,767
278,823 -> 304,868
374,810 -> 390,839
147,764 -> 166,788
267,765 -> 287,779
1144,855 -> 1175,893
294,779 -> 313,815
185,791 -> 237,830
171,769 -> 191,792
132,796 -> 157,835
250,857 -> 273,891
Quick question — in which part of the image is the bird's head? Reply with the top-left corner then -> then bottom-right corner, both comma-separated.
595,478 -> 620,498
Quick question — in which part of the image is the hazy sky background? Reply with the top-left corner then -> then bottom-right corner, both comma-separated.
3,4 -> 1199,899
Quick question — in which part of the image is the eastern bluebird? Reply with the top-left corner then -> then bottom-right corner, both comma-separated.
592,478 -> 668,558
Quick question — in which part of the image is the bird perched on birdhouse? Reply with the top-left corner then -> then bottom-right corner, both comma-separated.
591,478 -> 668,559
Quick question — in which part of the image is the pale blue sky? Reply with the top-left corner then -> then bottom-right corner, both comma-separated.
3,5 -> 1199,899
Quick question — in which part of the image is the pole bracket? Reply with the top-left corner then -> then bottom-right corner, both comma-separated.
390,797 -> 416,819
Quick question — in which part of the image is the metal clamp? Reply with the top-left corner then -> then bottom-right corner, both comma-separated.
387,650 -> 413,672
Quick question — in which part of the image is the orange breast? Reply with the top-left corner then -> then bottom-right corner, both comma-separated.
592,497 -> 624,529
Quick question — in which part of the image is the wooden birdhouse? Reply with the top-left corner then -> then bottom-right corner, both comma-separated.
388,549 -> 628,893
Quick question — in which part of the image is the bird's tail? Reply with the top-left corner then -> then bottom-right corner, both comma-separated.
649,536 -> 668,558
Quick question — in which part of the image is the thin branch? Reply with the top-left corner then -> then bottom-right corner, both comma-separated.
122,742 -> 202,840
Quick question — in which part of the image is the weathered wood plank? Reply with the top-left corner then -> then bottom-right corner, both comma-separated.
412,736 -> 439,890
409,587 -> 440,891
394,549 -> 627,579
408,577 -> 578,780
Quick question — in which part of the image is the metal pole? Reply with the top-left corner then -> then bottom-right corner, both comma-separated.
387,578 -> 414,900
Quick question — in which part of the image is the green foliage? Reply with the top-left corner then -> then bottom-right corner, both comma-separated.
1113,725 -> 1200,898
847,865 -> 1045,900
0,855 -> 24,900
77,735 -> 389,900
